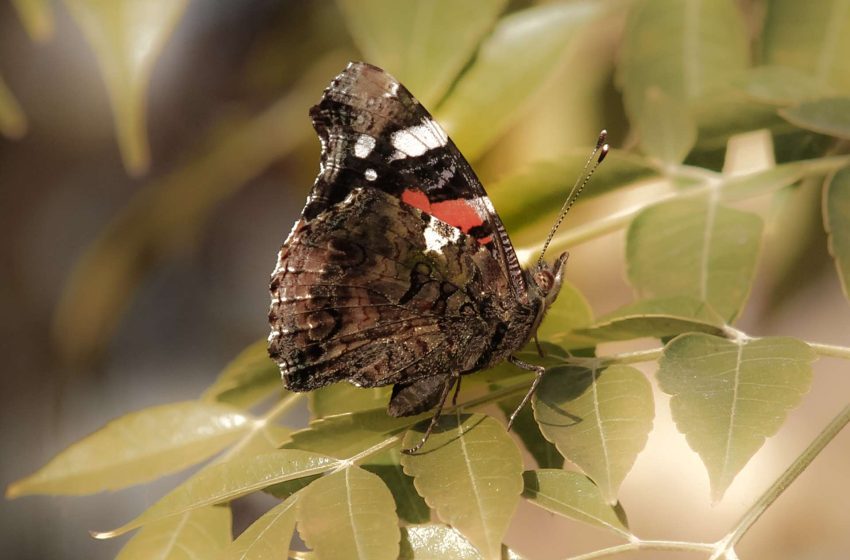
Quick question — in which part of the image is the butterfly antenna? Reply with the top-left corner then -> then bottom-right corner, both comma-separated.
536,130 -> 609,267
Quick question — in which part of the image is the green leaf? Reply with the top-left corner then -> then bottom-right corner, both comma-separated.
116,505 -> 231,560
578,296 -> 726,341
202,339 -> 281,408
626,197 -> 763,322
533,364 -> 654,503
490,150 -> 658,234
0,74 -> 27,139
824,166 -> 850,303
399,524 -> 523,560
11,0 -> 55,41
522,469 -> 630,538
297,467 -> 400,560
535,280 -> 595,350
62,0 -> 191,175
364,448 -> 431,524
309,384 -> 392,419
6,401 -> 253,497
401,413 -> 523,560
436,0 -> 603,160
94,449 -> 338,538
761,0 -> 850,94
736,65 -> 827,105
221,495 -> 298,560
498,395 -> 563,469
657,334 -> 816,501
634,87 -> 697,165
720,156 -> 850,203
336,0 -> 507,106
779,97 -> 850,140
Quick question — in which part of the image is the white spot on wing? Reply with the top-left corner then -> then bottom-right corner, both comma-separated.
364,168 -> 377,181
423,217 -> 461,255
353,134 -> 376,158
390,117 -> 449,159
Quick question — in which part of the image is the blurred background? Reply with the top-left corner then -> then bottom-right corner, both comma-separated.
1,1 -> 849,559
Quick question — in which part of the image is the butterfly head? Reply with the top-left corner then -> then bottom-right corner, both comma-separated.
532,251 -> 569,308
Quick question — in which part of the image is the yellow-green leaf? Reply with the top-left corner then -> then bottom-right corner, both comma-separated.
6,401 -> 253,497
0,74 -> 27,139
400,524 -> 523,560
12,0 -> 55,42
533,364 -> 654,503
626,197 -> 763,322
657,334 -> 816,501
522,469 -> 630,538
222,495 -> 298,560
634,87 -> 697,165
309,384 -> 392,419
63,0 -> 191,175
364,448 -> 430,524
736,65 -> 826,105
336,0 -> 507,106
498,395 -> 563,470
297,467 -> 400,560
780,97 -> 850,140
116,506 -> 231,560
824,166 -> 850,303
95,449 -> 338,538
401,413 -> 523,560
202,339 -> 281,408
436,0 -> 603,160
535,280 -> 595,350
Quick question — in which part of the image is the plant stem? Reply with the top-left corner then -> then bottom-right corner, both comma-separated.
807,341 -> 850,360
713,404 -> 850,557
562,539 -> 716,560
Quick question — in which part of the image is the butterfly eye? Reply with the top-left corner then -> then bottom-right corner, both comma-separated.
534,269 -> 555,294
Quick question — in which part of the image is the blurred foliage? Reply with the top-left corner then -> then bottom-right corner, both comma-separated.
5,0 -> 850,559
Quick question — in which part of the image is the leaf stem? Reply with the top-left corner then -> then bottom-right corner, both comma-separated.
712,403 -> 850,558
599,347 -> 663,365
562,539 -> 715,560
807,342 -> 850,360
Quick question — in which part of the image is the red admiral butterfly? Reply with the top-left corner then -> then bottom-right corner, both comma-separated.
268,62 -> 607,453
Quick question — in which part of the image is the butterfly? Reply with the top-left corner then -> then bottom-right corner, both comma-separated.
268,62 -> 607,453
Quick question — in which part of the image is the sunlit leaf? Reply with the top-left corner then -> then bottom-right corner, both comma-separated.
779,97 -> 850,140
364,448 -> 430,524
658,334 -> 816,501
0,74 -> 27,139
578,296 -> 726,341
720,156 -> 850,203
94,450 -> 338,538
310,384 -> 392,419
221,495 -> 298,560
63,0 -> 191,174
401,413 -> 523,559
297,467 -> 400,560
736,65 -> 827,105
6,401 -> 253,497
11,0 -> 54,41
498,395 -> 564,469
533,364 -> 654,503
437,0 -> 603,160
535,280 -> 595,350
761,0 -> 850,93
336,0 -> 507,106
824,166 -> 850,303
522,469 -> 630,537
626,197 -> 763,322
222,421 -> 292,460
51,55 -> 348,368
202,339 -> 281,408
400,524 -> 523,560
116,506 -> 231,560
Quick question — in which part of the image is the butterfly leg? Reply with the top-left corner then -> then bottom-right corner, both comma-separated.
402,371 -> 459,455
506,356 -> 546,430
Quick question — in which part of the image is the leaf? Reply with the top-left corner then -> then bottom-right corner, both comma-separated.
399,524 -> 523,560
535,280 -> 595,350
309,384 -> 392,419
11,0 -> 55,42
761,0 -> 850,94
401,413 -> 523,560
116,505 -> 231,560
736,65 -> 827,105
221,495 -> 298,560
577,296 -> 726,341
824,166 -> 850,303
633,87 -> 697,165
0,74 -> 27,139
297,467 -> 400,560
626,197 -> 763,322
336,0 -> 507,106
364,448 -> 431,524
202,339 -> 282,408
436,0 -> 603,160
6,401 -> 253,497
780,97 -> 850,140
490,150 -> 658,234
533,364 -> 654,503
62,0 -> 191,175
94,449 -> 338,538
720,156 -> 850,203
522,469 -> 630,538
497,395 -> 563,469
657,334 -> 816,501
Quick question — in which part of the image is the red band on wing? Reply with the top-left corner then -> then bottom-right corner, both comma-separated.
402,188 -> 486,240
